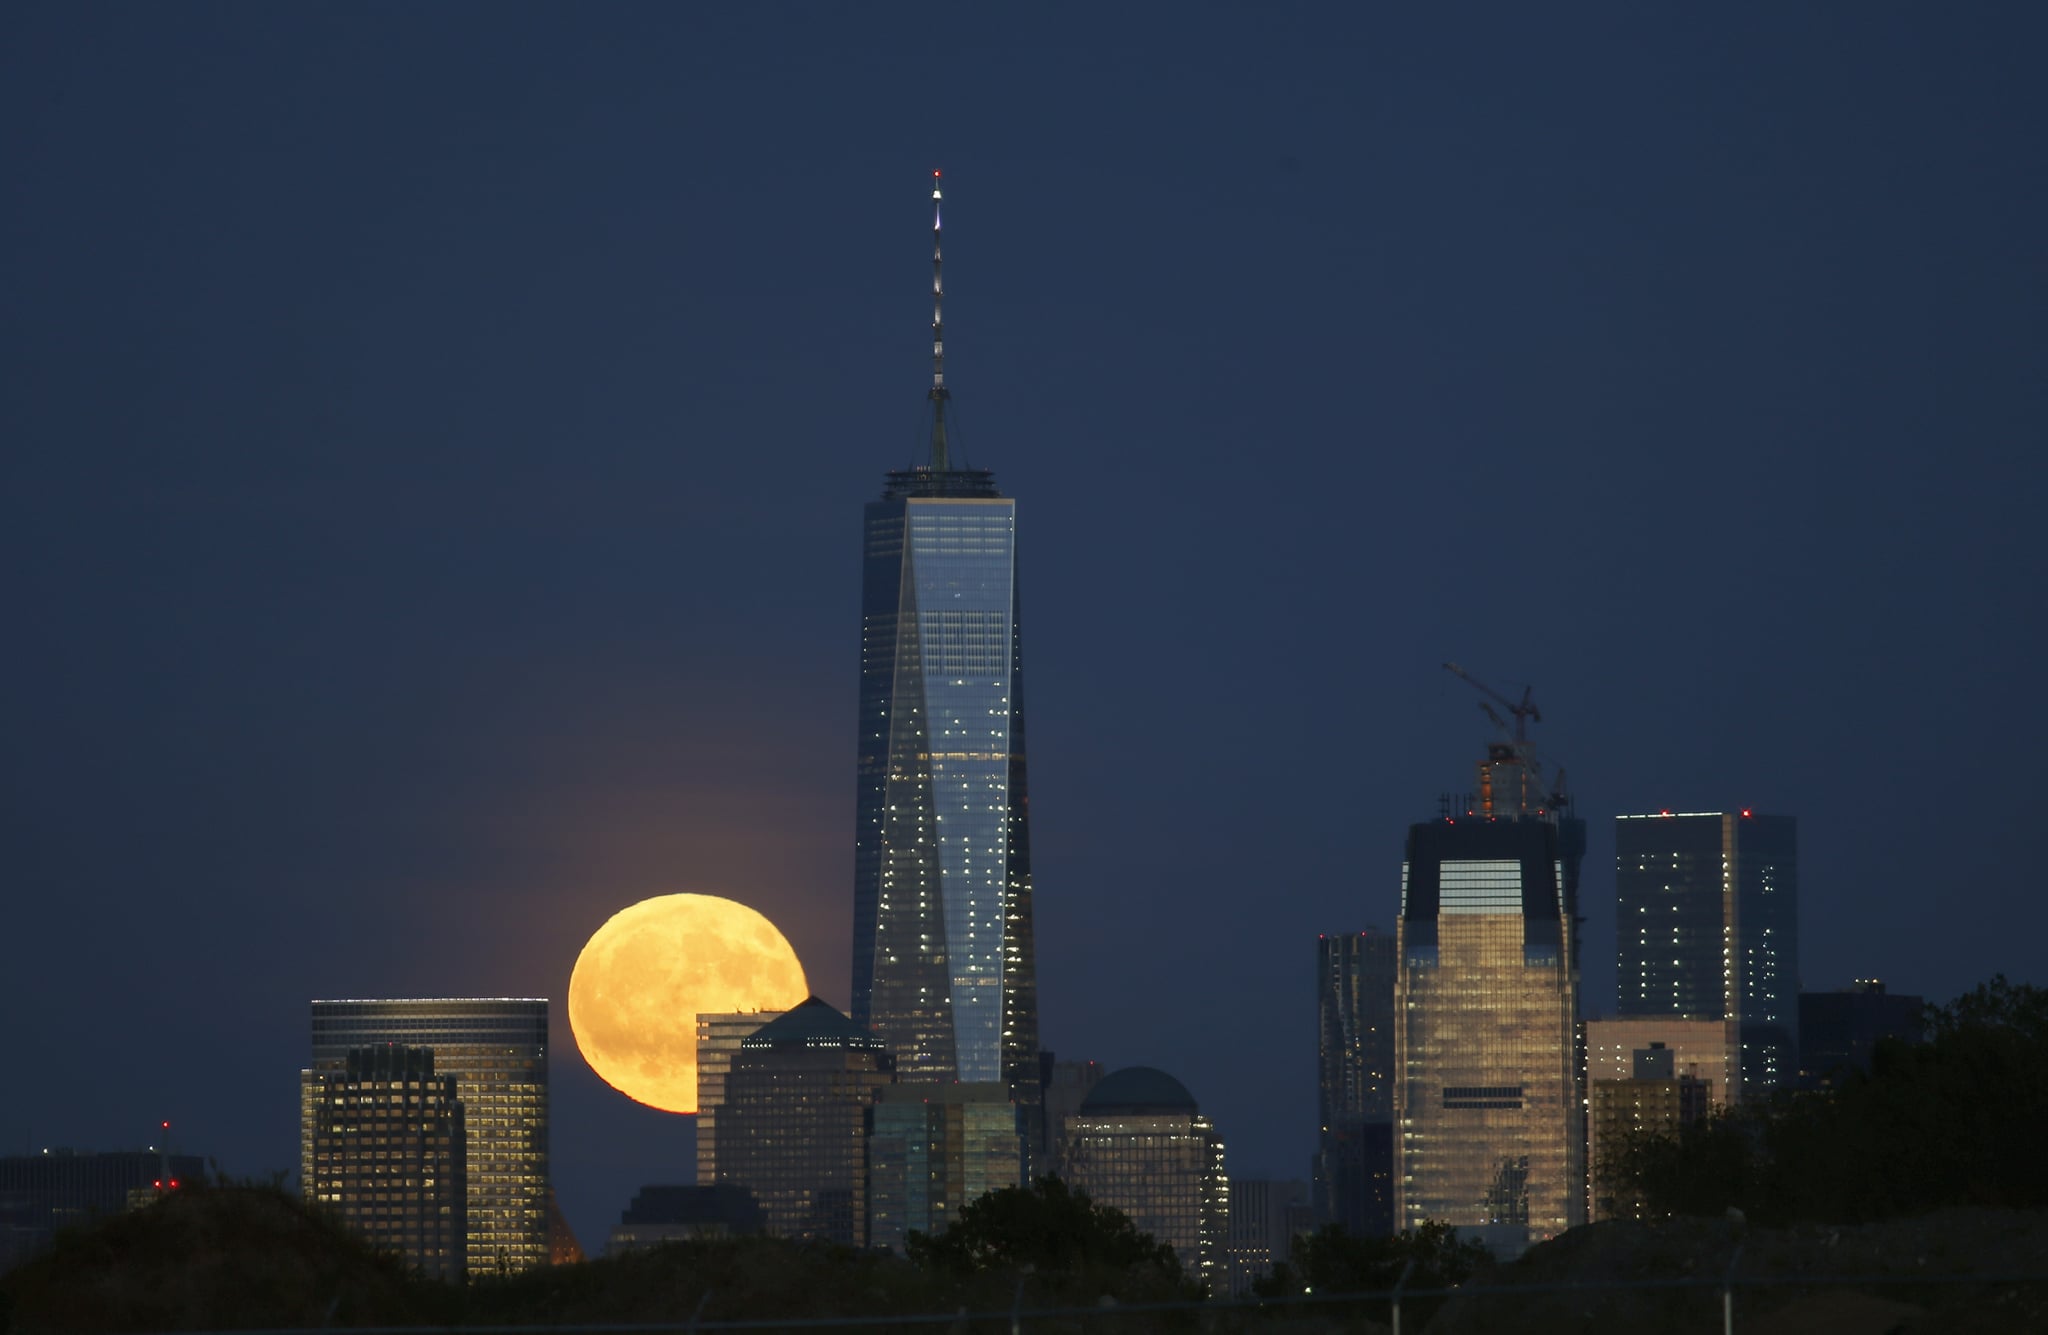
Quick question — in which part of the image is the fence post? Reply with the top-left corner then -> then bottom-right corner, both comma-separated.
1390,1258 -> 1417,1335
687,1289 -> 712,1334
1722,1244 -> 1744,1335
1011,1276 -> 1027,1335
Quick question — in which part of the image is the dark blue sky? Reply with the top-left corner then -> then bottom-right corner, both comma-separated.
4,4 -> 2043,1251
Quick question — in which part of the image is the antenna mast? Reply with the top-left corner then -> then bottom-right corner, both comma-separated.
928,170 -> 950,471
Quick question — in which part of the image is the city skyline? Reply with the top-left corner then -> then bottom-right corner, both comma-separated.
5,5 -> 2043,1255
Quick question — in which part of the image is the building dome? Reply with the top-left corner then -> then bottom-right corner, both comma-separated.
1078,1065 -> 1199,1115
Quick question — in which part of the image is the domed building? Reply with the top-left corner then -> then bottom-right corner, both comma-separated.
1058,1066 -> 1228,1290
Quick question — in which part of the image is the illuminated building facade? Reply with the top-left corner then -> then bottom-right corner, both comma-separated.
1615,812 -> 1800,1099
306,1045 -> 467,1280
865,1082 -> 1023,1254
694,1009 -> 785,1186
718,997 -> 896,1247
1394,818 -> 1584,1256
852,175 -> 1040,1154
1588,1045 -> 1710,1222
303,998 -> 549,1275
1315,929 -> 1396,1235
1060,1066 -> 1229,1290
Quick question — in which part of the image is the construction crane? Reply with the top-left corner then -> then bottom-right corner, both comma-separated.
1441,662 -> 1570,816
1443,662 -> 1540,742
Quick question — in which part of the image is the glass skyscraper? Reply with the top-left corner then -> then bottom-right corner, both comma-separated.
1614,811 -> 1799,1099
306,1044 -> 468,1281
852,175 -> 1040,1140
1314,929 -> 1395,1235
302,998 -> 549,1275
1394,817 -> 1585,1255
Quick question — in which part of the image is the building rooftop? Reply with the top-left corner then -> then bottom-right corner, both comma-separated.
1079,1065 -> 1199,1114
739,997 -> 883,1051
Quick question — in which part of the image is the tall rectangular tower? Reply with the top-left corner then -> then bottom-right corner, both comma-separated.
1314,930 -> 1395,1235
303,998 -> 549,1275
1614,812 -> 1799,1099
306,1045 -> 468,1281
1395,818 -> 1585,1255
852,175 -> 1040,1141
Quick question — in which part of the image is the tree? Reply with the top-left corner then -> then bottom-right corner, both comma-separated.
903,1176 -> 1182,1278
1608,975 -> 2048,1225
1255,1221 -> 1488,1297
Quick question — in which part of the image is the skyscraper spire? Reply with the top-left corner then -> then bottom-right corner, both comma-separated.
928,169 -> 950,471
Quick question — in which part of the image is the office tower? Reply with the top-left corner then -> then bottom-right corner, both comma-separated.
303,998 -> 549,1274
1394,688 -> 1584,1258
1314,929 -> 1396,1236
0,1148 -> 209,1270
1224,1178 -> 1310,1295
1587,1044 -> 1711,1222
851,176 -> 1041,1158
865,1083 -> 1023,1254
717,997 -> 895,1246
1040,1057 -> 1105,1176
607,1184 -> 764,1254
1615,811 -> 1799,1099
695,1010 -> 786,1186
1799,979 -> 1925,1086
1060,1066 -> 1229,1291
305,1045 -> 467,1280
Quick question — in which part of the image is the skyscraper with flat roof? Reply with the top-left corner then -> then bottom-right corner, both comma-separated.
1615,811 -> 1799,1099
306,1045 -> 467,1280
303,998 -> 549,1275
1315,929 -> 1395,1235
852,175 -> 1040,1148
694,1009 -> 785,1186
865,1083 -> 1022,1254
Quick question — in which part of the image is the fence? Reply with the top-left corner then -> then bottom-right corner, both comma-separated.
132,1264 -> 2048,1335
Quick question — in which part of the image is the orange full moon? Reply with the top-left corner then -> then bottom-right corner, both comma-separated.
568,893 -> 809,1114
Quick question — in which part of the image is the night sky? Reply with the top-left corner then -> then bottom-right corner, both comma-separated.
5,4 -> 2044,1252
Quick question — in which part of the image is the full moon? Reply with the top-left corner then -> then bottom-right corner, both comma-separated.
568,893 -> 809,1114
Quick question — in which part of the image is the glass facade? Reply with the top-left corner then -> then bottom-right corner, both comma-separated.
864,1082 -> 1023,1254
303,999 -> 549,1275
1394,819 -> 1583,1256
693,1010 -> 783,1187
307,1045 -> 467,1281
1615,812 -> 1800,1099
854,470 -> 1040,1147
1314,930 -> 1395,1235
1062,1109 -> 1229,1290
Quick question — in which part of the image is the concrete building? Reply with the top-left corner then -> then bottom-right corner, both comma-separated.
1588,1044 -> 1710,1222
